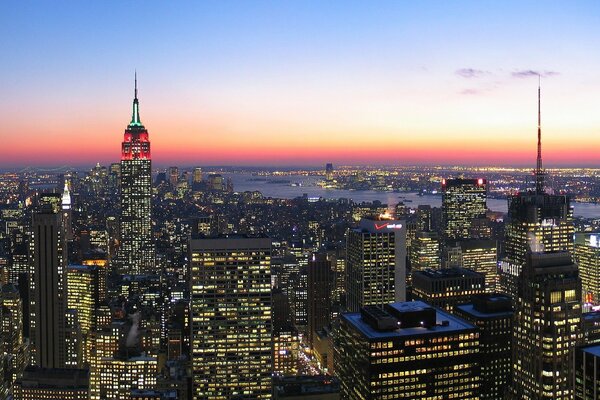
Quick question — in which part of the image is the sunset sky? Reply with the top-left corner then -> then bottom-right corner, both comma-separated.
1,1 -> 600,167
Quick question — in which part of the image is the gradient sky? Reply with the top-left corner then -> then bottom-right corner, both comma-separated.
1,1 -> 600,168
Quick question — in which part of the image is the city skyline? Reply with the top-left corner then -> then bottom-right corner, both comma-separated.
2,2 -> 600,167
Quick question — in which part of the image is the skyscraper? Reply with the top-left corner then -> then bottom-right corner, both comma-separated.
189,235 -> 272,399
442,177 -> 487,241
455,294 -> 513,400
306,253 -> 331,349
30,199 -> 68,368
412,267 -> 486,312
346,217 -> 406,312
118,75 -> 155,275
336,301 -> 480,399
500,82 -> 574,300
574,232 -> 600,305
508,252 -> 582,399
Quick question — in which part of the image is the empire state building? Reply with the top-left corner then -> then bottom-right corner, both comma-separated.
118,75 -> 155,275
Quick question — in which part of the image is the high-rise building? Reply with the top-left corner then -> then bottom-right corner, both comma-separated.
508,252 -> 582,399
189,235 -> 272,399
500,84 -> 574,301
272,326 -> 299,377
13,366 -> 89,400
446,239 -> 498,292
89,354 -> 157,400
336,301 -> 480,399
1,283 -> 27,387
168,166 -> 179,187
325,163 -> 334,181
575,344 -> 600,400
192,167 -> 203,184
582,311 -> 600,345
575,232 -> 600,305
306,253 -> 331,348
412,268 -> 485,312
455,294 -> 513,400
118,75 -> 155,275
442,177 -> 487,241
67,265 -> 104,365
30,200 -> 68,368
346,217 -> 406,312
409,231 -> 440,272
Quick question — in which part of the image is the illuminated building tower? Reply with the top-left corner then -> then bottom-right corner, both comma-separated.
1,284 -> 27,387
325,163 -> 334,181
442,177 -> 487,241
192,167 -> 203,184
455,294 -> 513,400
500,83 -> 573,300
508,252 -> 582,400
62,178 -> 73,240
89,354 -> 157,400
307,253 -> 331,349
574,233 -> 600,306
67,265 -> 104,365
575,344 -> 600,399
412,268 -> 485,312
118,75 -> 155,275
336,302 -> 480,399
346,217 -> 406,312
168,166 -> 179,187
30,200 -> 68,368
273,326 -> 300,376
13,367 -> 89,400
446,239 -> 498,292
289,268 -> 308,332
189,236 -> 272,399
583,311 -> 600,345
409,231 -> 440,272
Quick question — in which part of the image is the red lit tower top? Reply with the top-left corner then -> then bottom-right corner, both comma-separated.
121,72 -> 151,160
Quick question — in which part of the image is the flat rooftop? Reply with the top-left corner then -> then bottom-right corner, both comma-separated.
581,344 -> 600,358
342,301 -> 476,340
455,303 -> 513,319
415,267 -> 483,279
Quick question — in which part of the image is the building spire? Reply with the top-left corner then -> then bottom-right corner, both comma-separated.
130,70 -> 142,126
535,75 -> 545,194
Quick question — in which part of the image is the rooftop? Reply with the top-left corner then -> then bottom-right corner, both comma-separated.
342,301 -> 476,340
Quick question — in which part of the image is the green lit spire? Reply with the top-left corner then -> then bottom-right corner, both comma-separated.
130,70 -> 143,127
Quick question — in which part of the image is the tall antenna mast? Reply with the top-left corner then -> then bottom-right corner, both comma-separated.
535,75 -> 545,194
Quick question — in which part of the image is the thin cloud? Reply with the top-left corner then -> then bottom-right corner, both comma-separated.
511,70 -> 559,78
455,68 -> 489,79
460,88 -> 483,95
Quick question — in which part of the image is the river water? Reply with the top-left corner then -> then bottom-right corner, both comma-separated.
225,173 -> 600,219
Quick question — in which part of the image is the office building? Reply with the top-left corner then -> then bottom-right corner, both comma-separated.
273,326 -> 300,377
575,344 -> 600,400
346,217 -> 406,312
190,235 -> 272,399
118,75 -> 155,275
500,84 -> 574,301
446,239 -> 498,292
442,177 -> 487,241
575,233 -> 600,306
336,301 -> 480,399
508,252 -> 582,399
89,354 -> 157,400
409,231 -> 440,272
67,265 -> 104,365
1,283 -> 27,386
455,294 -> 513,400
30,200 -> 68,368
13,366 -> 89,400
412,268 -> 485,312
307,253 -> 331,348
